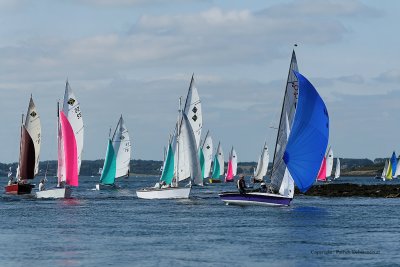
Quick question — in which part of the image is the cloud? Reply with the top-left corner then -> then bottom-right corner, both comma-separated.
374,70 -> 400,83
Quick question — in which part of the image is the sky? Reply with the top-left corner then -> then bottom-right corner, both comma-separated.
0,0 -> 399,163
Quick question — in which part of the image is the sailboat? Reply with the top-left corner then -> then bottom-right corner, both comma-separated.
390,151 -> 397,179
334,158 -> 341,179
252,142 -> 270,183
225,147 -> 237,182
317,147 -> 333,182
378,160 -> 389,181
209,142 -> 224,183
199,130 -> 213,180
36,81 -> 84,199
136,75 -> 202,199
394,156 -> 400,178
136,101 -> 201,199
96,116 -> 131,190
219,50 -> 329,206
5,96 -> 41,195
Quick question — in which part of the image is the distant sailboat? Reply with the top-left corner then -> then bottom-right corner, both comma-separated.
252,142 -> 269,183
225,147 -> 237,182
36,81 -> 84,199
199,130 -> 213,180
334,158 -> 341,179
220,50 -> 329,206
317,147 -> 333,181
136,75 -> 202,199
209,142 -> 224,183
96,116 -> 131,190
5,96 -> 41,195
136,103 -> 201,199
390,151 -> 397,178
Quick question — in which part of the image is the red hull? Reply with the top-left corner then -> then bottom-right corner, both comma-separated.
5,183 -> 34,195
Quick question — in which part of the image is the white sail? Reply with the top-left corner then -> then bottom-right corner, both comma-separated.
183,75 -> 202,149
394,158 -> 400,178
334,158 -> 340,179
381,160 -> 388,178
231,148 -> 238,176
202,131 -> 213,178
279,168 -> 294,198
325,147 -> 334,177
112,116 -> 131,178
254,142 -> 270,181
217,143 -> 224,176
25,97 -> 41,175
62,81 -> 84,173
181,113 -> 202,185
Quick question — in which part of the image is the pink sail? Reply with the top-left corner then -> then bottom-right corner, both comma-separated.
225,160 -> 234,182
60,111 -> 79,186
317,157 -> 327,181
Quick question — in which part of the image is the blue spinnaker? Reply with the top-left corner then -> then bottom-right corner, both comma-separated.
100,139 -> 117,185
391,151 -> 397,177
283,71 -> 329,193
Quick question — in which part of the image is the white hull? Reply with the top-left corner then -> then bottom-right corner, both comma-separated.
136,187 -> 190,199
35,187 -> 72,199
95,183 -> 118,190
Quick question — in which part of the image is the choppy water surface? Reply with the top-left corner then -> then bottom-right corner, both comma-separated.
1,176 -> 399,267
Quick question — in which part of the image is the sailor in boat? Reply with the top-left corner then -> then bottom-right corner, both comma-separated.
237,174 -> 246,194
38,179 -> 45,191
7,176 -> 14,186
260,182 -> 267,193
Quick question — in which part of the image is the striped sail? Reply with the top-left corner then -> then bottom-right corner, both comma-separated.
112,116 -> 131,178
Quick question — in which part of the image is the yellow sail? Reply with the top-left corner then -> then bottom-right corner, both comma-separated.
386,161 -> 393,180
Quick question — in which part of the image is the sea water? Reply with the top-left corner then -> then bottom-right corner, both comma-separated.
0,176 -> 399,267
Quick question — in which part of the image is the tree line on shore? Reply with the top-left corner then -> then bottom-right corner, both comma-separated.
0,158 -> 386,177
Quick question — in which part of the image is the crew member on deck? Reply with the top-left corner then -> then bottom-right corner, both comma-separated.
237,174 -> 246,194
39,179 -> 45,191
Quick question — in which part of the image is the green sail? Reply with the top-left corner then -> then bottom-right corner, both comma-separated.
160,143 -> 175,185
100,139 -> 117,185
211,154 -> 220,179
199,148 -> 205,178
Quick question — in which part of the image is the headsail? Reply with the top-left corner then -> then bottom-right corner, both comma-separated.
283,71 -> 329,193
99,139 -> 117,185
25,97 -> 41,176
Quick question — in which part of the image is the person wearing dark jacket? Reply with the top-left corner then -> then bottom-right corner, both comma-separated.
237,174 -> 246,194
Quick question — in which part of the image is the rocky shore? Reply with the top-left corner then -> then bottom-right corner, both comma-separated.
295,183 -> 400,198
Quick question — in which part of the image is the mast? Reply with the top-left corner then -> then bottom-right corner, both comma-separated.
17,114 -> 24,180
175,97 -> 182,187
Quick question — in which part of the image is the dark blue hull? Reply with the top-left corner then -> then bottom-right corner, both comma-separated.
219,192 -> 292,206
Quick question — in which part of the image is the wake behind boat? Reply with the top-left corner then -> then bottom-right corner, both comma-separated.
220,50 -> 329,207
